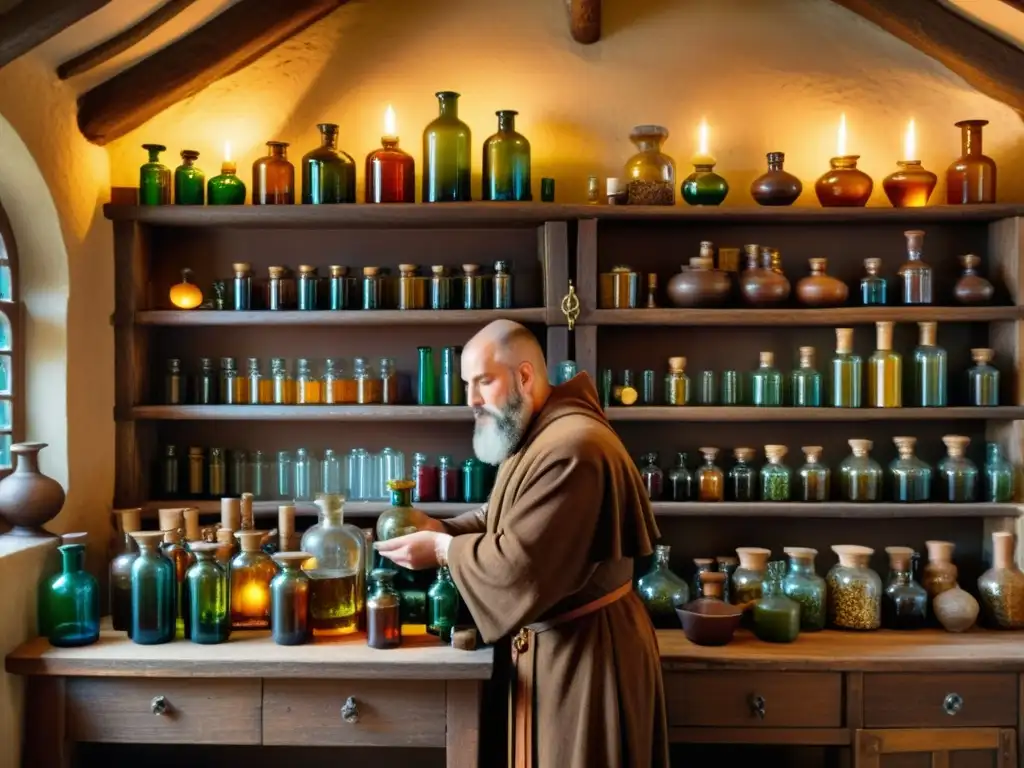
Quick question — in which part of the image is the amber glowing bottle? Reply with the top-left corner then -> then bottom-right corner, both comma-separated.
946,120 -> 996,205
868,321 -> 902,408
365,112 -> 415,204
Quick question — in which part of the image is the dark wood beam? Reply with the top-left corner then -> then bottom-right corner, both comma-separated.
831,0 -> 1024,117
0,0 -> 111,70
57,0 -> 199,80
996,0 -> 1024,12
568,0 -> 601,44
77,0 -> 348,145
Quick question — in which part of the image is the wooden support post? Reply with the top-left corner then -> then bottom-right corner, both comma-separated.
567,0 -> 601,44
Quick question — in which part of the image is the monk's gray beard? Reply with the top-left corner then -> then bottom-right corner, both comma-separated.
472,386 -> 531,466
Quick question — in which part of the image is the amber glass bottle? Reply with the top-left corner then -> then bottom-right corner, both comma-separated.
868,321 -> 901,407
695,447 -> 724,502
229,530 -> 277,630
252,141 -> 295,205
814,155 -> 873,207
946,120 -> 996,205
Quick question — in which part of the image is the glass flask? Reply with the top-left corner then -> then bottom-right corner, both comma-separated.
946,119 -> 996,205
868,321 -> 901,407
109,508 -> 142,632
229,531 -> 277,630
923,540 -> 959,602
890,436 -> 932,503
839,439 -> 883,502
681,158 -> 729,207
790,346 -> 822,407
302,493 -> 364,636
294,448 -> 317,502
985,442 -> 1014,503
760,445 -> 792,502
367,568 -> 402,649
827,545 -> 882,630
639,452 -> 664,500
427,566 -> 460,642
162,529 -> 196,639
750,151 -> 802,206
782,547 -> 826,631
301,123 -> 356,204
377,479 -> 429,542
422,91 -> 472,202
859,258 -> 887,306
883,160 -> 937,208
207,156 -> 246,205
727,447 -> 757,502
797,446 -> 831,502
753,561 -> 800,643
911,321 -> 947,407
937,435 -> 978,502
129,532 -> 176,645
42,544 -> 100,647
732,547 -> 770,608
139,143 -> 171,205
174,150 -> 204,205
695,447 -> 724,502
623,124 -> 675,205
898,229 -> 932,305
438,454 -> 458,503
814,154 -> 873,206
692,559 -> 715,599
978,531 -> 1024,628
252,141 -> 295,205
667,453 -> 693,501
716,556 -> 739,604
750,351 -> 783,406
883,547 -> 928,630
636,544 -> 689,628
482,110 -> 531,201
968,348 -> 1000,406
664,357 -> 690,405
830,327 -> 863,408
270,552 -> 312,645
186,543 -> 230,644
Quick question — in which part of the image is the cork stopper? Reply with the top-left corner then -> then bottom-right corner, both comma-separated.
699,241 -> 714,260
158,508 -> 184,534
848,439 -> 872,457
893,436 -> 917,458
462,264 -> 480,276
183,507 -> 201,541
799,346 -> 815,367
329,265 -> 348,278
764,444 -> 787,462
942,435 -> 970,457
700,571 -> 727,600
864,257 -> 881,276
925,540 -> 955,563
832,544 -> 874,567
273,551 -> 312,568
783,547 -> 818,563
992,531 -> 1016,569
835,327 -> 854,354
689,257 -> 714,271
115,507 -> 143,534
904,229 -> 925,255
699,447 -> 719,462
431,265 -> 446,276
667,356 -> 686,372
130,531 -> 166,548
268,266 -> 286,279
960,254 -> 980,271
298,265 -> 317,275
611,265 -> 633,274
220,497 -> 241,531
232,262 -> 251,276
743,244 -> 760,267
808,257 -> 827,275
215,528 -> 235,545
733,447 -> 755,462
758,351 -> 774,367
801,446 -> 823,462
971,348 -> 994,364
399,264 -> 417,276
918,321 -> 937,347
162,528 -> 182,545
240,493 -> 254,530
736,547 -> 771,570
235,529 -> 266,553
189,542 -> 219,557
875,321 -> 894,351
278,505 -> 295,540
885,545 -> 914,571
363,266 -> 380,277
694,557 -> 715,568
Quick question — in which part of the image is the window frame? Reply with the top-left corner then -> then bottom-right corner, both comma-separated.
0,202 -> 24,478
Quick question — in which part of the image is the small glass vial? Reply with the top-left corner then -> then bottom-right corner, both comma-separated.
493,260 -> 513,309
323,358 -> 342,404
646,273 -> 658,308
696,447 -> 724,502
362,267 -> 384,310
438,455 -> 458,502
429,266 -> 452,309
798,446 -> 830,502
790,346 -> 822,407
639,453 -> 663,500
587,175 -> 599,203
266,266 -> 288,310
328,265 -> 353,310
859,258 -> 887,306
293,448 -> 316,502
911,321 -> 947,407
898,229 -> 933,305
188,447 -> 205,496
397,264 -> 425,310
218,358 -> 240,405
413,452 -> 439,503
271,358 -> 295,405
938,435 -> 978,502
967,348 -> 1000,406
161,445 -> 180,496
831,327 -> 862,408
208,447 -> 227,497
249,451 -> 271,500
193,357 -> 215,405
668,453 -> 693,501
728,447 -> 758,502
229,450 -> 248,496
165,358 -> 184,404
720,370 -> 741,405
367,569 -> 401,649
461,264 -> 484,309
640,370 -> 656,405
985,442 -> 1015,503
232,262 -> 252,310
276,450 -> 293,500
839,439 -> 882,502
440,347 -> 462,406
246,358 -> 268,405
321,449 -> 344,495
760,445 -> 792,502
355,357 -> 379,404
296,359 -> 321,405
697,370 -> 716,405
297,265 -> 319,310
751,351 -> 783,407
379,357 -> 398,404
890,436 -> 932,503
664,357 -> 690,406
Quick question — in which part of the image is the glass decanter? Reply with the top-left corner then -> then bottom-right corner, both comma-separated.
422,91 -> 472,202
868,321 -> 902,407
890,436 -> 932,503
695,447 -> 724,502
938,435 -> 978,502
640,452 -> 664,500
187,542 -> 230,644
623,124 -> 675,205
139,143 -> 171,205
978,531 -> 1024,628
946,119 -> 996,205
174,149 -> 205,205
839,439 -> 882,502
229,530 -> 277,631
668,452 -> 693,501
967,348 -> 1000,406
636,544 -> 689,628
985,442 -> 1014,503
827,545 -> 882,630
727,447 -> 757,502
427,566 -> 460,642
732,547 -> 770,608
860,258 -> 887,306
252,141 -> 295,205
301,122 -> 356,204
750,351 -> 783,406
664,357 -> 690,406
302,493 -> 365,637
911,321 -> 947,407
753,561 -> 800,643
482,110 -> 532,201
129,531 -> 176,645
760,445 -> 792,502
782,547 -> 826,631
798,446 -> 831,502
790,346 -> 822,407
42,544 -> 100,647
830,327 -> 862,408
897,229 -> 932,305
883,548 -> 928,630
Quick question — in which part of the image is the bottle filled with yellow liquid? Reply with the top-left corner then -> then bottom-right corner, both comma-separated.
296,358 -> 322,405
695,447 -> 724,502
300,493 -> 365,637
271,357 -> 296,404
830,328 -> 862,407
246,357 -> 272,404
868,321 -> 902,407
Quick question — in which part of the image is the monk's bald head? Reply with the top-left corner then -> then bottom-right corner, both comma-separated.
464,319 -> 547,377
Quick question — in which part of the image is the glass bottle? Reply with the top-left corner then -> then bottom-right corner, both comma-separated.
493,260 -> 513,310
139,144 -> 171,205
162,528 -> 196,638
42,544 -> 100,647
194,357 -> 215,405
296,358 -> 321,405
868,321 -> 901,407
245,358 -> 266,405
174,149 -> 204,205
438,454 -> 458,502
366,122 -> 416,203
898,229 -> 932,305
883,547 -> 928,630
129,531 -> 176,645
187,543 -> 230,644
208,447 -> 227,498
923,541 -> 959,602
482,110 -> 531,201
716,556 -> 739,604
727,447 -> 757,502
354,357 -> 379,405
207,154 -> 246,205
636,544 -> 689,628
827,545 -> 882,630
229,531 -> 276,630
977,531 -> 1024,628
640,452 -> 663,500
296,265 -> 319,311
271,358 -> 295,405
968,348 -> 1000,406
367,568 -> 402,649
890,436 -> 932,503
664,453 -> 692,501
252,141 -> 295,205
293,448 -> 316,502
663,357 -> 690,406
462,458 -> 491,505
760,445 -> 792,502
417,346 -> 437,406
219,357 -> 240,405
946,119 -> 996,205
440,347 -> 462,406
413,453 -> 439,503
378,448 -> 406,500
422,91 -> 472,202
377,479 -> 429,542
830,327 -> 863,408
109,509 -> 141,632
276,450 -> 293,500
732,547 -> 770,607
790,346 -> 822,407
187,446 -> 204,497
753,561 -> 800,643
270,552 -> 312,645
938,435 -> 978,502
681,156 -> 729,207
301,123 -> 356,204
327,265 -> 355,310
839,439 -> 883,502
302,494 -> 364,637
623,124 -> 675,205
883,159 -> 937,208
692,559 -> 715,599
814,154 -> 873,206
985,442 -> 1015,503
859,258 -> 887,306
230,260 -> 252,311
427,566 -> 460,642
249,451 -> 271,500
750,351 -> 783,406
953,254 -> 995,305
162,359 -> 182,405
695,447 -> 724,502
798,446 -> 831,502
782,547 -> 826,631
750,151 -> 802,206
321,449 -> 344,496
912,321 -> 947,407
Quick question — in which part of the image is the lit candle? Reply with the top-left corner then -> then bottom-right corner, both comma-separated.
815,113 -> 872,207
383,104 -> 398,142
241,581 -> 269,615
836,113 -> 847,157
882,117 -> 935,208
207,140 -> 246,205
691,118 -> 715,167
224,141 -> 232,165
903,119 -> 916,162
365,104 -> 415,203
682,117 -> 729,206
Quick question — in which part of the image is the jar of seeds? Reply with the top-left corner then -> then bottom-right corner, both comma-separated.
978,531 -> 1024,629
732,547 -> 770,607
623,125 -> 676,206
827,544 -> 882,630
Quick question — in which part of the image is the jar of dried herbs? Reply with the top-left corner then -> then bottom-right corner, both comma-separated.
782,547 -> 826,631
978,531 -> 1024,629
827,544 -> 882,630
760,445 -> 791,502
732,547 -> 770,607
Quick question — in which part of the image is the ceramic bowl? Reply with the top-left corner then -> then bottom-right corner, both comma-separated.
675,599 -> 743,646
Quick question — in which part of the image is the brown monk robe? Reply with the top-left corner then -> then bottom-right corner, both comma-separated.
443,373 -> 669,768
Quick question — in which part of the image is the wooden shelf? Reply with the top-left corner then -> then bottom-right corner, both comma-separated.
588,306 -> 1023,326
131,405 -> 473,421
604,406 -> 1024,422
651,502 -> 1020,518
142,500 -> 479,518
133,308 -> 548,326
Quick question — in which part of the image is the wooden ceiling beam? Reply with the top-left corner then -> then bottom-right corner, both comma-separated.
77,0 -> 348,146
0,0 -> 111,70
568,0 -> 601,44
996,0 -> 1024,12
831,0 -> 1024,117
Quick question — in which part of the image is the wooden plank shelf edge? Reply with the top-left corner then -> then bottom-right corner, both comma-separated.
604,406 -> 1024,422
131,405 -> 474,421
588,306 -> 1023,326
133,308 -> 549,327
141,500 -> 479,518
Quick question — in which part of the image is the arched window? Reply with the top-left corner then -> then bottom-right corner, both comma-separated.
0,204 -> 21,473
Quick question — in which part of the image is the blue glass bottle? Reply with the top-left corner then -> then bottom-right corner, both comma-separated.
911,321 -> 947,407
750,351 -> 783,406
42,544 -> 100,647
860,258 -> 887,305
790,346 -> 822,407
482,110 -> 531,201
130,532 -> 176,645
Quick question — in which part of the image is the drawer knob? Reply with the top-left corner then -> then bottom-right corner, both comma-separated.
750,694 -> 766,720
943,692 -> 964,716
150,695 -> 168,716
340,696 -> 360,724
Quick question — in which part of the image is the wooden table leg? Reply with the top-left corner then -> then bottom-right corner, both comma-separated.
446,679 -> 482,768
23,676 -> 72,768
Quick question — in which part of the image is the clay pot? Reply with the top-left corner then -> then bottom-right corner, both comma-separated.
739,245 -> 790,307
953,254 -> 994,305
0,443 -> 65,537
667,257 -> 732,308
796,258 -> 848,307
932,585 -> 979,633
750,151 -> 802,206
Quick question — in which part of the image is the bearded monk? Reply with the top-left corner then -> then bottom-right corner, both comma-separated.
375,319 -> 669,768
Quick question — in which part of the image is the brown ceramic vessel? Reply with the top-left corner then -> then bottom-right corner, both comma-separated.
738,245 -> 790,307
795,257 -> 849,307
953,254 -> 994,305
666,242 -> 732,308
0,443 -> 65,536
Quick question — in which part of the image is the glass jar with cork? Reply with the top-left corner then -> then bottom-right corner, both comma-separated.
827,545 -> 882,630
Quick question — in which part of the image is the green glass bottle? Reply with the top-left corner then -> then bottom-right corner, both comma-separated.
782,548 -> 826,631
461,458 -> 490,504
797,446 -> 830,502
139,144 -> 171,206
207,158 -> 247,205
967,348 -> 1000,406
985,442 -> 1014,503
760,445 -> 792,502
839,439 -> 883,502
302,123 -> 356,204
890,436 -> 932,503
482,110 -> 531,201
830,327 -> 863,407
417,346 -> 437,405
187,543 -> 230,644
636,544 -> 689,628
753,561 -> 800,643
727,447 -> 757,502
750,351 -> 783,406
427,566 -> 460,642
129,532 -> 176,645
790,346 -> 822,407
681,159 -> 729,206
422,91 -> 472,202
42,544 -> 100,647
937,435 -> 978,502
174,150 -> 205,205
911,321 -> 947,407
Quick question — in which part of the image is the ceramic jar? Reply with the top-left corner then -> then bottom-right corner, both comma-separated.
666,242 -> 731,307
796,258 -> 848,307
750,151 -> 802,206
738,245 -> 790,307
953,254 -> 994,305
933,586 -> 979,633
0,443 -> 65,536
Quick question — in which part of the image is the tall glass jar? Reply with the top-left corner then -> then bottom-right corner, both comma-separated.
664,357 -> 690,406
751,351 -> 783,406
636,544 -> 689,628
129,531 -> 176,645
109,508 -> 141,632
482,110 -> 531,201
252,141 -> 295,205
174,149 -> 205,205
978,531 -> 1024,628
438,454 -> 458,502
897,229 -> 932,305
859,258 -> 887,305
728,447 -> 757,502
923,540 -> 958,602
985,442 -> 1014,503
42,544 -> 100,647
301,123 -> 356,204
367,568 -> 402,649
296,358 -> 321,404
911,321 -> 947,407
667,453 -> 693,501
760,445 -> 792,502
827,545 -> 882,630
830,327 -> 863,407
782,547 -> 826,631
790,346 -> 822,407
623,125 -> 675,206
229,530 -> 277,630
968,348 -> 1000,406
946,119 -> 996,204
412,453 -> 438,503
890,436 -> 932,503
839,439 -> 883,502
753,561 -> 800,643
302,494 -> 365,637
293,448 -> 317,501
139,144 -> 171,205
883,547 -> 928,630
640,452 -> 664,501
422,91 -> 472,202
270,551 -> 311,645
732,547 -> 770,608
187,543 -> 230,644
696,447 -> 724,502
321,449 -> 344,496
427,566 -> 460,642
798,446 -> 831,502
938,435 -> 978,502
868,321 -> 902,408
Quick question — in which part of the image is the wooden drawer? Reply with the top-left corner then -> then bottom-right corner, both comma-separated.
262,679 -> 446,747
863,673 -> 1018,728
66,678 -> 261,744
664,671 -> 843,728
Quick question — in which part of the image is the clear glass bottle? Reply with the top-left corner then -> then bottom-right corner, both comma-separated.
751,351 -> 783,406
438,454 -> 458,502
296,358 -> 322,405
355,357 -> 380,405
367,568 -> 402,649
985,442 -> 1015,503
294,448 -> 317,502
270,552 -> 311,646
345,448 -> 371,502
378,448 -> 405,500
782,547 -> 826,631
302,494 -> 365,637
967,348 -> 1000,406
165,359 -> 183,404
797,446 -> 830,502
727,447 -> 758,502
859,258 -> 887,305
732,547 -> 770,607
695,447 -> 724,502
380,357 -> 399,405
129,531 -> 176,645
790,346 -> 822,407
276,450 -> 293,500
636,544 -> 689,628
218,357 -> 240,405
839,439 -> 883,502
664,356 -> 690,406
827,545 -> 882,630
427,566 -> 460,642
187,543 -> 231,644
977,531 -> 1024,629
912,321 -> 947,407
229,531 -> 276,631
890,436 -> 932,503
760,445 -> 792,502
640,452 -> 664,500
42,544 -> 100,647
897,229 -> 932,305
938,435 -> 978,502
271,357 -> 295,405
868,321 -> 901,407
883,547 -> 928,630
321,449 -> 344,496
830,327 -> 863,408
753,561 -> 800,643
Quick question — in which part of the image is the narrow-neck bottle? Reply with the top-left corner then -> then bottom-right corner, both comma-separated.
839,439 -> 882,502
664,356 -> 690,406
696,448 -> 724,502
668,453 -> 693,501
985,442 -> 1015,503
139,144 -> 171,205
110,509 -> 141,632
129,532 -> 176,645
44,544 -> 101,647
640,453 -> 663,500
482,110 -> 532,201
760,445 -> 792,502
898,229 -> 932,305
367,568 -> 402,648
797,446 -> 830,502
790,346 -> 822,407
860,258 -> 887,305
727,447 -> 757,502
967,347 -> 1000,406
188,543 -> 231,644
636,545 -> 689,628
868,321 -> 902,407
427,566 -> 460,642
253,141 -> 295,205
301,123 -> 356,204
883,547 -> 927,630
417,346 -> 437,405
937,435 -> 978,502
751,351 -> 783,406
830,327 -> 862,407
229,530 -> 277,630
422,91 -> 472,202
912,321 -> 947,407
946,119 -> 997,205
889,436 -> 932,503
174,150 -> 205,205
162,528 -> 196,639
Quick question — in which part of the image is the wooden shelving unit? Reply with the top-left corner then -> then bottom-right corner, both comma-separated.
603,406 -> 1024,422
131,405 -> 474,421
134,308 -> 548,327
588,306 -> 1023,326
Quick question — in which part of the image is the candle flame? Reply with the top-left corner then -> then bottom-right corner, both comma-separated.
837,113 -> 847,157
384,105 -> 397,136
698,118 -> 709,156
224,141 -> 232,163
904,118 -> 916,161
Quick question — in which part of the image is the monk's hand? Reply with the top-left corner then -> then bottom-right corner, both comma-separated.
374,531 -> 452,570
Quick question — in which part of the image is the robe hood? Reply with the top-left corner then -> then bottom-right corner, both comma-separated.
522,372 -> 610,446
